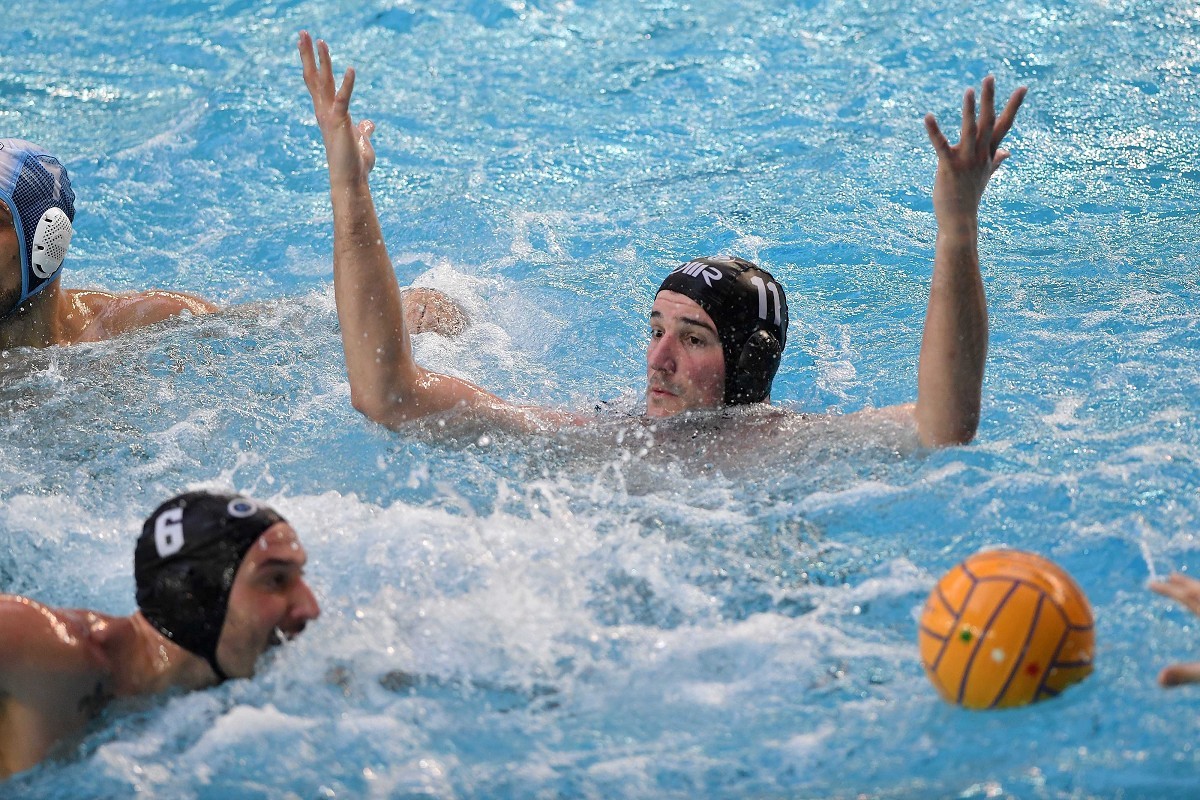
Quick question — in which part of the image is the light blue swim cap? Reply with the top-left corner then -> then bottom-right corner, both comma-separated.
0,139 -> 76,319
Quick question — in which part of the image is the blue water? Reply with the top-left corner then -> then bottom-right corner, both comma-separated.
3,0 -> 1200,797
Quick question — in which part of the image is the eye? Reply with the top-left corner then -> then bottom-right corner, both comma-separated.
649,327 -> 663,339
261,569 -> 294,591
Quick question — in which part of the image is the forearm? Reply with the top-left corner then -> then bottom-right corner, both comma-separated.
329,176 -> 421,419
915,223 -> 988,447
912,76 -> 1023,447
329,178 -> 497,425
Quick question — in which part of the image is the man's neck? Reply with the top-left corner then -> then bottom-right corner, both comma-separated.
104,613 -> 218,697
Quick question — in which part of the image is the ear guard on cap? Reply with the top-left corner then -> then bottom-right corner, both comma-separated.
31,206 -> 72,279
727,328 -> 783,405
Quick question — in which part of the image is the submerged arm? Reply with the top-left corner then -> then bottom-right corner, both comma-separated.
298,32 -> 568,432
1149,574 -> 1200,687
914,76 -> 1026,447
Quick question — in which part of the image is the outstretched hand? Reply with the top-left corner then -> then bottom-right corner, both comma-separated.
924,76 -> 1027,228
1150,573 -> 1200,687
298,31 -> 376,184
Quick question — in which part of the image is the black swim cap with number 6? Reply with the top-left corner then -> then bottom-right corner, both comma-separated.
656,257 -> 789,405
134,491 -> 284,682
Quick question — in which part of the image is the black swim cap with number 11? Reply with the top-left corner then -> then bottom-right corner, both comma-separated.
656,257 -> 789,405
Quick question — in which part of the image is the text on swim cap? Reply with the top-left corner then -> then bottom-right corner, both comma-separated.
750,276 -> 782,326
672,261 -> 724,287
154,508 -> 185,558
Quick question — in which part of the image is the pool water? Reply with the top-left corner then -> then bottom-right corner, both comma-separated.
3,0 -> 1200,797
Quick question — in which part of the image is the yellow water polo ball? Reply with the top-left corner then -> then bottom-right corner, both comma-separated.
918,549 -> 1095,709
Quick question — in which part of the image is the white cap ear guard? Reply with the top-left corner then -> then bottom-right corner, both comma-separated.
31,206 -> 72,279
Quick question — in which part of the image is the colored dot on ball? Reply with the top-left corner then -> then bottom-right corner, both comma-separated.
959,627 -> 973,643
1025,662 -> 1040,676
990,648 -> 1006,663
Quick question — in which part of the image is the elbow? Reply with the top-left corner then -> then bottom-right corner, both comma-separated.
923,428 -> 977,448
920,419 -> 979,449
349,387 -> 402,427
915,407 -> 979,449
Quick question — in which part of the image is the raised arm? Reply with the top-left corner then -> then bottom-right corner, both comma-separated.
298,32 -> 567,433
914,76 -> 1026,447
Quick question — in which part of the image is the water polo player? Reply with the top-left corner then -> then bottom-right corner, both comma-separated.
0,138 -> 465,351
0,138 -> 218,349
300,31 -> 1024,447
0,491 -> 319,779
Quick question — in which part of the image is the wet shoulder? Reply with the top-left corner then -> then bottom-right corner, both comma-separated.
67,289 -> 215,342
0,598 -> 114,673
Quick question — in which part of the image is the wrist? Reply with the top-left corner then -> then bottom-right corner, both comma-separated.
934,215 -> 979,243
328,170 -> 371,194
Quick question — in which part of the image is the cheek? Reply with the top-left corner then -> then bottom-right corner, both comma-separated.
1,232 -> 20,288
705,353 -> 726,393
689,348 -> 725,395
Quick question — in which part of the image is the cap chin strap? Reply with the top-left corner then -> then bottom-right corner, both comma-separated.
207,654 -> 230,684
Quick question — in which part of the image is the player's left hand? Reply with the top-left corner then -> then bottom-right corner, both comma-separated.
924,76 -> 1027,227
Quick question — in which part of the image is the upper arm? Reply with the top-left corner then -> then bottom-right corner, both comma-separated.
841,402 -> 926,449
851,403 -> 916,426
358,365 -> 585,436
110,291 -> 218,332
71,289 -> 217,342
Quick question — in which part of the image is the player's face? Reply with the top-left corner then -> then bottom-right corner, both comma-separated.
645,291 -> 726,417
0,201 -> 21,316
215,522 -> 320,679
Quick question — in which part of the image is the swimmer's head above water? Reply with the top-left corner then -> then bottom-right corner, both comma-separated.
0,490 -> 318,779
135,491 -> 318,682
0,139 -> 75,320
647,257 -> 789,416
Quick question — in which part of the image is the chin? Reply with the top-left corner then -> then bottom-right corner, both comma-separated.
645,397 -> 680,418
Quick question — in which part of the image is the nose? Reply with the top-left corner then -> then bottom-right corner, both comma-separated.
647,334 -> 676,373
290,579 -> 321,626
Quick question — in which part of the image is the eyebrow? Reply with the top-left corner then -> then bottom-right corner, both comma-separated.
649,310 -> 718,335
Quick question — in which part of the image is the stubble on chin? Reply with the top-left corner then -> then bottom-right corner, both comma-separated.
645,395 -> 681,418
